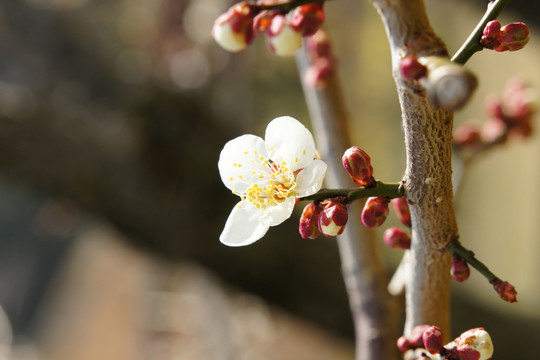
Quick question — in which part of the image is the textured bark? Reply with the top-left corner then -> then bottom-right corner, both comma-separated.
369,0 -> 459,336
296,47 -> 399,360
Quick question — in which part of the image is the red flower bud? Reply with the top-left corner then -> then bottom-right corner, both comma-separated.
212,2 -> 255,52
306,29 -> 331,58
495,22 -> 529,52
396,335 -> 411,353
450,255 -> 470,282
318,200 -> 348,237
299,202 -> 322,239
480,118 -> 507,144
409,324 -> 430,348
290,3 -> 325,37
383,227 -> 411,249
453,123 -> 481,148
489,278 -> 518,303
400,55 -> 427,81
304,57 -> 334,89
391,197 -> 412,227
361,197 -> 389,228
342,146 -> 375,187
422,326 -> 444,354
480,20 -> 502,49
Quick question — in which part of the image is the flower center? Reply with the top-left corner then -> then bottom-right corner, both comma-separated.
244,161 -> 297,209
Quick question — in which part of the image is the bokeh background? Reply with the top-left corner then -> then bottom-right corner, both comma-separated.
0,0 -> 538,359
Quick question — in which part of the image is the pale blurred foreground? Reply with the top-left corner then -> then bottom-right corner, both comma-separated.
2,223 -> 352,360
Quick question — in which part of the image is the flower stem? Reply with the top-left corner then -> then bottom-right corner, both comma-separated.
301,181 -> 403,202
449,239 -> 497,281
451,0 -> 511,64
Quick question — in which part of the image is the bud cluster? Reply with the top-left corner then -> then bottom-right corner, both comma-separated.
398,325 -> 494,360
453,77 -> 536,150
212,1 -> 325,57
299,197 -> 348,239
480,20 -> 530,52
304,29 -> 336,89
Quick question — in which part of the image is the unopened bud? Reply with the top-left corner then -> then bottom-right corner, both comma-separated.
400,55 -> 427,80
342,146 -> 375,186
306,29 -> 331,58
304,57 -> 334,89
266,15 -> 303,57
447,328 -> 494,360
450,255 -> 470,282
480,118 -> 507,144
299,202 -> 321,239
212,2 -> 255,52
409,324 -> 430,348
422,326 -> 444,354
391,197 -> 411,227
480,20 -> 502,49
361,197 -> 390,228
318,200 -> 348,237
495,22 -> 529,52
489,278 -> 518,303
290,3 -> 325,37
383,227 -> 411,249
396,335 -> 411,353
453,123 -> 481,148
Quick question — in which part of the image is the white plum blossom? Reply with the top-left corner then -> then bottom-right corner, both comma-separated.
218,116 -> 327,246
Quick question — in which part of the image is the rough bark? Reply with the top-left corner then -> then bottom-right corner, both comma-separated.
369,0 -> 459,336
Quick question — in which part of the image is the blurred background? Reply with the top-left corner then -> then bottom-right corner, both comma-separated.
0,0 -> 538,359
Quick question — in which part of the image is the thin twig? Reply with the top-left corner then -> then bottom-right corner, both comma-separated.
451,0 -> 511,64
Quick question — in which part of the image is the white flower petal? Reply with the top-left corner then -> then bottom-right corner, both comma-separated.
265,116 -> 316,171
295,159 -> 327,197
220,202 -> 269,247
218,134 -> 270,194
259,196 -> 296,227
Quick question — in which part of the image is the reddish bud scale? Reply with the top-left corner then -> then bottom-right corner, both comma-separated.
361,197 -> 390,228
290,3 -> 325,37
422,326 -> 444,354
490,278 -> 518,303
383,227 -> 411,249
450,255 -> 470,282
400,55 -> 427,80
342,146 -> 375,187
391,197 -> 412,227
299,202 -> 322,239
318,200 -> 348,237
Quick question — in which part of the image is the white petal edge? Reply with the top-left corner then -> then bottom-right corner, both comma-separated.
259,196 -> 296,227
295,159 -> 327,197
220,202 -> 269,247
264,116 -> 316,171
218,134 -> 269,194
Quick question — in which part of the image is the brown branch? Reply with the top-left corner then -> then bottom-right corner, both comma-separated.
369,0 -> 460,337
296,41 -> 399,360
